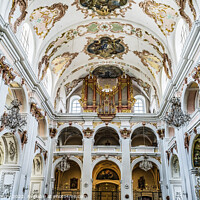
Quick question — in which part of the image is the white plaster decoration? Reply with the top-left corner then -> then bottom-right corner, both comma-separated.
0,172 -> 15,198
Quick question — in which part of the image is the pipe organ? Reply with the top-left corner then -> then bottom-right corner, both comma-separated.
80,74 -> 136,122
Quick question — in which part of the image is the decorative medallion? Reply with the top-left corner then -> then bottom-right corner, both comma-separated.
139,0 -> 178,36
85,36 -> 128,59
51,52 -> 78,77
30,3 -> 68,39
72,0 -> 135,18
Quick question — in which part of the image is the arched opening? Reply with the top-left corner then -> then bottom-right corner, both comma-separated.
133,95 -> 146,114
132,161 -> 161,199
29,154 -> 44,199
69,95 -> 82,113
184,82 -> 199,114
92,160 -> 121,200
131,127 -> 157,147
6,82 -> 27,112
20,23 -> 34,63
53,158 -> 81,198
57,127 -> 83,146
94,127 -> 120,146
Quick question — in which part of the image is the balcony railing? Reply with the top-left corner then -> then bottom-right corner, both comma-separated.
131,146 -> 159,153
133,191 -> 162,200
92,191 -> 121,200
93,146 -> 121,153
55,146 -> 83,153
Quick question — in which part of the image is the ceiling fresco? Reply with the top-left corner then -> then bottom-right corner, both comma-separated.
86,36 -> 127,59
72,0 -> 136,18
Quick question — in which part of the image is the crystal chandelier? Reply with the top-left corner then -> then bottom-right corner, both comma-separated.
139,156 -> 153,171
0,99 -> 27,131
57,157 -> 70,172
164,97 -> 190,128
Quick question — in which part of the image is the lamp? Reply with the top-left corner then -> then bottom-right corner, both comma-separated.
57,156 -> 70,172
139,125 -> 153,171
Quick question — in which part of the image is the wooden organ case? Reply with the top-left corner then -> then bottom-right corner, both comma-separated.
80,74 -> 136,122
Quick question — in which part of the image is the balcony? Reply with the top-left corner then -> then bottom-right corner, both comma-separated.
55,145 -> 83,153
93,146 -> 121,154
131,146 -> 159,154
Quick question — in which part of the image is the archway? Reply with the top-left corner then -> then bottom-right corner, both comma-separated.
53,158 -> 81,199
92,160 -> 121,200
132,161 -> 161,200
94,127 -> 120,146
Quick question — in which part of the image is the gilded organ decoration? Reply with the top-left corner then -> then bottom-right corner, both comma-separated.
139,0 -> 178,36
80,71 -> 135,122
72,0 -> 135,18
86,36 -> 126,59
30,3 -> 68,39
193,137 -> 200,167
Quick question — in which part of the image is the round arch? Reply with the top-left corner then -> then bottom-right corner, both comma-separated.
131,123 -> 159,142
56,123 -> 84,140
131,156 -> 163,182
92,156 -> 122,177
93,124 -> 121,140
52,156 -> 83,179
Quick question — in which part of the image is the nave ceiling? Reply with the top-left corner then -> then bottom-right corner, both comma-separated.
1,0 -> 199,110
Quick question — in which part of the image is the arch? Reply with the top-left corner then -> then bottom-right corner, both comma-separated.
52,156 -> 83,179
92,156 -> 122,175
133,95 -> 146,113
182,81 -> 199,114
93,124 -> 121,140
56,123 -> 84,140
175,18 -> 189,63
131,123 -> 159,142
131,156 -> 162,182
20,22 -> 34,63
69,95 -> 81,113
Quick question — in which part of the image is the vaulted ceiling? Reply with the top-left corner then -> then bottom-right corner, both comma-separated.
3,0 -> 200,108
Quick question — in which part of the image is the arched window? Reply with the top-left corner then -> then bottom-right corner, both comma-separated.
133,95 -> 146,113
175,19 -> 188,62
69,95 -> 81,113
20,23 -> 34,62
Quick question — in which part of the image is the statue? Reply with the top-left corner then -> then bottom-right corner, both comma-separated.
138,176 -> 145,190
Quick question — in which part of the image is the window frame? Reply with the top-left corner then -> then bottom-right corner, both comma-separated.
69,95 -> 81,113
133,95 -> 146,113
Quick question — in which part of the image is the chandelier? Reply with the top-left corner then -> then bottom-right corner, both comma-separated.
139,156 -> 153,171
0,99 -> 26,131
57,157 -> 70,172
164,97 -> 190,128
